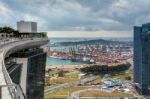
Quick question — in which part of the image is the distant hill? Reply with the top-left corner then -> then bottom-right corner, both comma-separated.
57,38 -> 132,46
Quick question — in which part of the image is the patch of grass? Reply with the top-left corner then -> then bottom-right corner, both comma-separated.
65,71 -> 79,79
44,87 -> 87,99
48,71 -> 58,76
48,71 -> 80,84
44,85 -> 58,90
109,72 -> 133,80
50,77 -> 79,83
92,79 -> 103,85
93,76 -> 103,82
44,95 -> 67,99
80,90 -> 134,97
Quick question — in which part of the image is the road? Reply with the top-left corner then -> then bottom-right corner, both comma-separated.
44,75 -> 99,96
67,88 -> 100,99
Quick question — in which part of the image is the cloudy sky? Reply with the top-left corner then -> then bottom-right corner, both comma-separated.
0,0 -> 150,37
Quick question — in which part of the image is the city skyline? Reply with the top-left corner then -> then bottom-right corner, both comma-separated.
1,0 -> 150,37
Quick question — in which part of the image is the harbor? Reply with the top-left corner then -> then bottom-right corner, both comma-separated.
45,38 -> 133,67
44,38 -> 135,99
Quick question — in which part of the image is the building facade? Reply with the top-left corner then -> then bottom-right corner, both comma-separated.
10,48 -> 46,99
134,23 -> 150,95
17,20 -> 37,33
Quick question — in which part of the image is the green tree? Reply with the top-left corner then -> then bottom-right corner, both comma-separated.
0,26 -> 15,33
125,76 -> 131,80
58,70 -> 65,77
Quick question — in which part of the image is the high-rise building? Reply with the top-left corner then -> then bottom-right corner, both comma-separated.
134,23 -> 150,95
17,20 -> 37,33
9,48 -> 46,99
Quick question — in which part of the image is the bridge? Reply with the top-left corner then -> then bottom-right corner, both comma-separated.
0,38 -> 49,99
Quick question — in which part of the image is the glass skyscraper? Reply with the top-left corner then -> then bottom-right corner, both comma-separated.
10,48 -> 46,99
134,23 -> 150,95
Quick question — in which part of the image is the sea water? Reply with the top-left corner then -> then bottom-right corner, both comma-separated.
46,57 -> 83,66
46,37 -> 133,66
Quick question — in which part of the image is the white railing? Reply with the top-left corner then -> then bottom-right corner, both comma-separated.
0,38 -> 49,99
1,41 -> 26,99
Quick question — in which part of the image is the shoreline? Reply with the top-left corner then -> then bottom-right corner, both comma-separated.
46,64 -> 88,70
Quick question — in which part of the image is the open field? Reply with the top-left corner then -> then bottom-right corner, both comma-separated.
47,71 -> 79,84
64,71 -> 79,78
44,86 -> 88,99
47,71 -> 58,76
45,66 -> 134,99
80,90 -> 134,97
49,77 -> 79,83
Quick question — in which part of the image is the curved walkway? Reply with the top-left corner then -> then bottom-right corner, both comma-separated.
0,39 -> 49,99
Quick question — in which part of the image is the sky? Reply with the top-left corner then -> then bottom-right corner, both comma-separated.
1,0 -> 150,37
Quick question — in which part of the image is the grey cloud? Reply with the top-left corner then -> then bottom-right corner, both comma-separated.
1,0 -> 150,32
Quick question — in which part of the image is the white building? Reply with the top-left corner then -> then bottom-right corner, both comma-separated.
17,20 -> 37,33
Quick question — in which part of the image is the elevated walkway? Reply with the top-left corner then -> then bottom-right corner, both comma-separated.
0,39 -> 49,99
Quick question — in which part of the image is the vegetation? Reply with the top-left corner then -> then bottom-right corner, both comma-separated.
80,90 -> 134,97
39,32 -> 48,38
91,77 -> 103,85
0,26 -> 15,33
58,39 -> 132,46
80,63 -> 131,75
44,85 -> 58,90
0,26 -> 47,38
47,71 -> 79,84
49,77 -> 78,83
47,70 -> 59,76
58,70 -> 65,77
64,71 -> 79,79
44,86 -> 134,99
44,87 -> 87,99
109,72 -> 133,80
46,70 -> 79,85
125,76 -> 132,80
